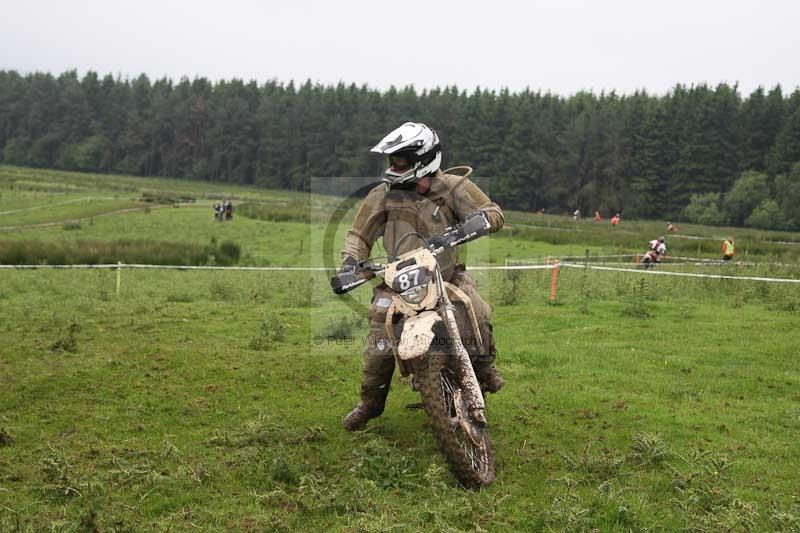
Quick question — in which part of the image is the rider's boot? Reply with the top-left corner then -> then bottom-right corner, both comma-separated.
475,363 -> 504,393
474,326 -> 504,393
342,384 -> 389,431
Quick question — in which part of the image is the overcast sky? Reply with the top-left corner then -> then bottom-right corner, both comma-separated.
2,0 -> 799,96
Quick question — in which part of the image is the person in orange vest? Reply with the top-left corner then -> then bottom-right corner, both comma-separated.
611,213 -> 620,226
593,210 -> 602,222
722,237 -> 735,261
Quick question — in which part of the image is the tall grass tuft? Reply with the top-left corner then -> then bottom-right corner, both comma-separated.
237,201 -> 313,224
323,314 -> 365,339
50,322 -> 80,353
629,432 -> 668,467
248,312 -> 286,351
621,278 -> 653,319
499,269 -> 522,305
40,445 -> 82,499
216,241 -> 241,265
62,220 -> 81,231
0,239 -> 243,266
139,189 -> 196,204
0,427 -> 14,447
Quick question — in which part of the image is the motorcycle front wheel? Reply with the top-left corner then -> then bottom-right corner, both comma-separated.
418,352 -> 496,489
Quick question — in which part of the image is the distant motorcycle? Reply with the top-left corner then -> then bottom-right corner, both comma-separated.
639,250 -> 661,269
330,214 -> 496,488
639,249 -> 663,269
640,238 -> 666,269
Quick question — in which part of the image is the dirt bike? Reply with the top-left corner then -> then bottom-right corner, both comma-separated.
639,249 -> 663,269
330,213 -> 496,488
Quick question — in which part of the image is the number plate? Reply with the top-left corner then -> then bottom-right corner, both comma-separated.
391,266 -> 431,292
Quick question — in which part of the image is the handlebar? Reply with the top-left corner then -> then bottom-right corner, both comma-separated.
330,263 -> 385,295
330,212 -> 491,295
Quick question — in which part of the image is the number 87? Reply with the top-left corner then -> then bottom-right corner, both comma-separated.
398,270 -> 419,290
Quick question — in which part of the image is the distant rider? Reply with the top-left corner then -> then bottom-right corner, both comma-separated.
648,236 -> 667,262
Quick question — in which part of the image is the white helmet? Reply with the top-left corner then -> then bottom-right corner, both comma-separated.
370,122 -> 442,185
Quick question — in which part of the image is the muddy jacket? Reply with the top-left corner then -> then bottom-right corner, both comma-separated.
342,170 -> 504,280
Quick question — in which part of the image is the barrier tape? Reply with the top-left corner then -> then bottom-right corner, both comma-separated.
509,254 -> 730,264
0,263 -> 555,272
557,263 -> 800,284
0,264 -> 329,271
509,256 -> 799,268
2,262 -> 800,284
507,254 -> 632,263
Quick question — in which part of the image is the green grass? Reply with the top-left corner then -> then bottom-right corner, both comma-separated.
1,165 -> 799,530
1,268 -> 798,530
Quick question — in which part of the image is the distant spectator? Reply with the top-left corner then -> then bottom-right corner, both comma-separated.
213,203 -> 223,221
667,221 -> 679,233
573,209 -> 580,221
611,213 -> 620,226
594,210 -> 602,222
225,201 -> 233,221
722,237 -> 735,261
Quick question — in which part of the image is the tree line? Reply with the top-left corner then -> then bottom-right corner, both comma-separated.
1,70 -> 799,228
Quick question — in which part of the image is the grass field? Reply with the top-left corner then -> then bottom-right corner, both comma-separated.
1,165 -> 799,531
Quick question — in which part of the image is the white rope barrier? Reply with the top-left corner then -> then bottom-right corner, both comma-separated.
0,264 -> 329,271
0,264 -> 121,269
466,265 -> 555,271
508,256 -> 798,268
1,262 -> 799,283
557,263 -> 800,284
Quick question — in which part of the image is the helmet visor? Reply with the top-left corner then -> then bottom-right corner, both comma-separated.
388,154 -> 411,172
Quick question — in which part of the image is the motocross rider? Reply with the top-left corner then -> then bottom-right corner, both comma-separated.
339,122 -> 505,431
648,236 -> 667,261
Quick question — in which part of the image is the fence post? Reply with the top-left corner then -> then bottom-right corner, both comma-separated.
549,259 -> 560,304
634,253 -> 640,264
545,256 -> 550,267
116,261 -> 123,296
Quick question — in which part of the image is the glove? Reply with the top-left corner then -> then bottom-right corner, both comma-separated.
338,255 -> 359,273
330,256 -> 361,294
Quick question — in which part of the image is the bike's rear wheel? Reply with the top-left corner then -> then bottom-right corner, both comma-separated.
418,352 -> 495,489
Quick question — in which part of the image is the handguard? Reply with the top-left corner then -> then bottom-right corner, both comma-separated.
428,211 -> 491,254
330,269 -> 370,294
330,259 -> 381,294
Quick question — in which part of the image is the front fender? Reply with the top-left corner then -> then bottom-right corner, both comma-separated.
398,311 -> 442,360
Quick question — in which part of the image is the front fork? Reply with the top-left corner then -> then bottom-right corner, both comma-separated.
436,272 -> 487,426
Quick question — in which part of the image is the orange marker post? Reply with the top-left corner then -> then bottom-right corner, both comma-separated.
549,259 -> 560,304
634,253 -> 640,264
